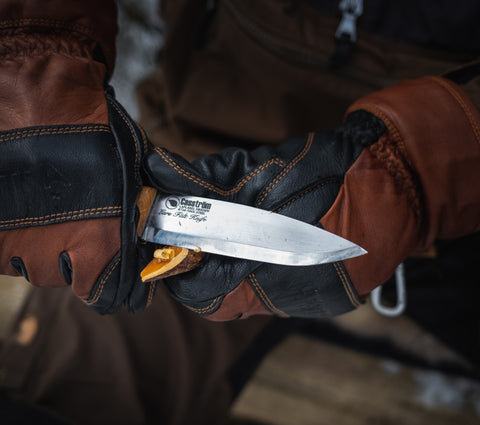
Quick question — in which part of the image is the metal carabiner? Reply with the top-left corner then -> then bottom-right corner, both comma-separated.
370,263 -> 407,317
335,0 -> 364,42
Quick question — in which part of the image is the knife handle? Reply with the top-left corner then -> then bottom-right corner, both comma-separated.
136,187 -> 205,282
136,186 -> 158,238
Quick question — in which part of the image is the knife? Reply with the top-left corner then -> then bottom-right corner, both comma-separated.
136,187 -> 366,282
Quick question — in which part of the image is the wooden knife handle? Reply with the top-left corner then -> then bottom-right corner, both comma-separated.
136,187 -> 205,282
136,186 -> 158,238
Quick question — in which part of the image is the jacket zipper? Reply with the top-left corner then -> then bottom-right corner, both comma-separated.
222,0 -> 396,89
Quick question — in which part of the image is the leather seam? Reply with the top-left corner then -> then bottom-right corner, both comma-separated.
109,100 -> 141,186
153,146 -> 285,196
0,126 -> 110,142
333,262 -> 361,308
145,281 -> 156,308
0,18 -> 97,40
184,296 -> 223,314
274,178 -> 342,213
0,206 -> 122,229
349,104 -> 414,170
86,256 -> 122,305
349,105 -> 423,219
247,273 -> 290,317
138,125 -> 150,155
256,132 -> 314,207
428,76 -> 480,145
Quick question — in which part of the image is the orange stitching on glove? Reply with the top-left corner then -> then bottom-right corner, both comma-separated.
0,206 -> 122,229
86,256 -> 121,305
256,132 -> 314,206
368,133 -> 422,219
333,262 -> 361,307
274,178 -> 343,213
145,281 -> 156,308
0,125 -> 110,143
248,273 -> 289,317
183,296 -> 223,314
348,103 -> 413,169
153,146 -> 285,196
138,125 -> 150,155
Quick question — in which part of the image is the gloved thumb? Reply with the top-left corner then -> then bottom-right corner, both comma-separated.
142,146 -> 213,197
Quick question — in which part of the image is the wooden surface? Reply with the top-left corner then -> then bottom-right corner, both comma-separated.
0,275 -> 30,340
2,276 -> 480,424
230,332 -> 480,425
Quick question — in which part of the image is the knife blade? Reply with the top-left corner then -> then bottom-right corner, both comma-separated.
138,187 -> 366,268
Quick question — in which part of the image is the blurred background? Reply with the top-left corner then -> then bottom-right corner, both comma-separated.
1,1 -> 480,424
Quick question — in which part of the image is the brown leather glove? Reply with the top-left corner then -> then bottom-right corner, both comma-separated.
338,75 -> 480,298
143,75 -> 480,320
0,1 -> 156,313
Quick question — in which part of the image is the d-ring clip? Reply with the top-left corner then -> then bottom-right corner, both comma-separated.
370,263 -> 406,317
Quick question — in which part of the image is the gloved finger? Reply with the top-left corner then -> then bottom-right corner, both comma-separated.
142,146 -> 283,202
124,243 -> 158,313
164,253 -> 260,313
142,147 -> 219,197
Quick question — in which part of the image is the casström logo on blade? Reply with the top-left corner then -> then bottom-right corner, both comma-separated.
165,196 -> 180,210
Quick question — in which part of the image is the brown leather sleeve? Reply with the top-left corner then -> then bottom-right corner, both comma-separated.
322,76 -> 480,298
0,1 -> 117,131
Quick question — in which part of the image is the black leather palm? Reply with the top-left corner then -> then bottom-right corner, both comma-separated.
143,111 -> 386,318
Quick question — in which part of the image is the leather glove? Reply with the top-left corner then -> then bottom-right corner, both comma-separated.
0,1 -> 156,313
143,76 -> 480,321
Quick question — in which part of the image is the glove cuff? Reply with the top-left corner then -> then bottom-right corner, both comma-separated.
347,76 -> 480,245
322,76 -> 480,298
0,17 -> 111,131
0,0 -> 117,71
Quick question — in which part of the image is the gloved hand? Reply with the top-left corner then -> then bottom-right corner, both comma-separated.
143,76 -> 480,321
0,1 -> 156,313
